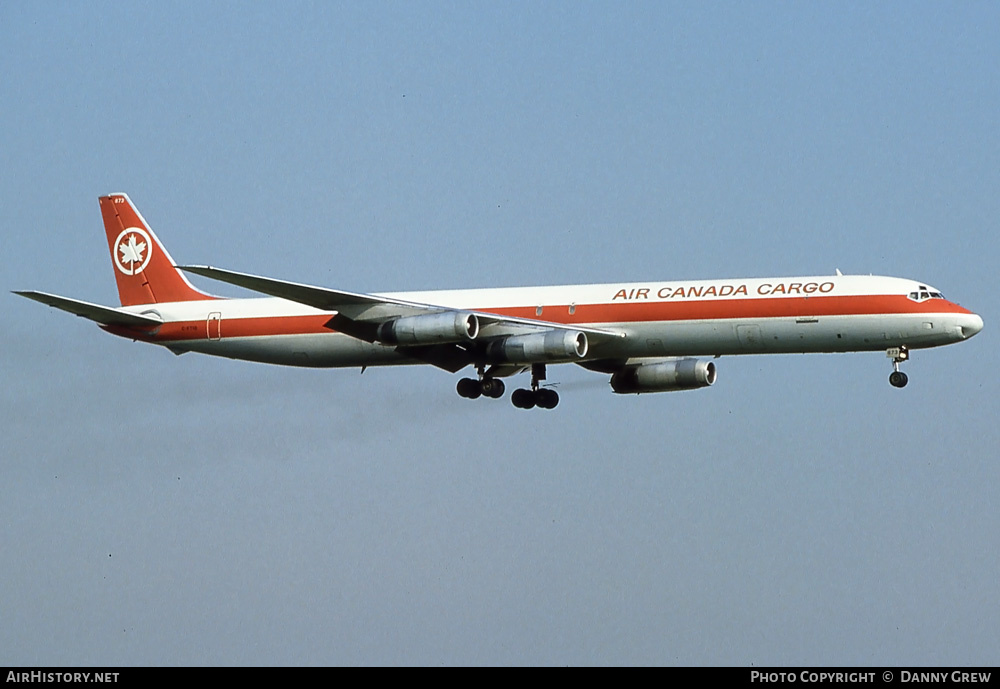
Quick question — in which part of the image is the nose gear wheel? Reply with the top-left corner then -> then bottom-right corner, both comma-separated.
887,346 -> 909,388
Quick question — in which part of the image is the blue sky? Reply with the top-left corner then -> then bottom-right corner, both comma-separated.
2,2 -> 997,665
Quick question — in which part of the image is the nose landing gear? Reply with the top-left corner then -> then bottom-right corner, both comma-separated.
887,346 -> 909,388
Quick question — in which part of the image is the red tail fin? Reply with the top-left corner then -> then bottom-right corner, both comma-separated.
99,194 -> 215,306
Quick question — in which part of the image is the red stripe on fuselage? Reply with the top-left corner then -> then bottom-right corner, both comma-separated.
148,314 -> 334,342
495,294 -> 973,325
138,294 -> 972,343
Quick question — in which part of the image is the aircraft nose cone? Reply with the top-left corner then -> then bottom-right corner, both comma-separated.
962,313 -> 984,338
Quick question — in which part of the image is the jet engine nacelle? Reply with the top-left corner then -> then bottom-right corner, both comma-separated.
377,311 -> 479,345
487,330 -> 589,363
610,358 -> 717,394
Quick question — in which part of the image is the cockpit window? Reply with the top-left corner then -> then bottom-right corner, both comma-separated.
908,287 -> 945,302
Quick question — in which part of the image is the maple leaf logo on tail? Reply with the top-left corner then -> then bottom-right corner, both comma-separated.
119,235 -> 146,265
113,227 -> 153,275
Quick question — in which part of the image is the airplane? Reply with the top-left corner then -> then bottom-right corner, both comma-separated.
15,193 -> 984,409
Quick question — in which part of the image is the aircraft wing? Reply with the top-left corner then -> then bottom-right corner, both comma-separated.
179,266 -> 444,317
178,265 -> 626,342
13,291 -> 163,328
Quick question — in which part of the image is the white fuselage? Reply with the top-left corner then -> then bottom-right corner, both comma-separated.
109,274 -> 983,368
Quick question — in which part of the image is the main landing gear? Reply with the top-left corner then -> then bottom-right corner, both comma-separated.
887,346 -> 909,388
455,363 -> 560,409
511,364 -> 559,410
456,373 -> 505,399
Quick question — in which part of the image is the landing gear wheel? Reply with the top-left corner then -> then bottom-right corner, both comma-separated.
536,388 -> 559,409
456,377 -> 482,399
886,346 -> 910,389
511,388 -> 536,409
510,364 -> 561,409
481,378 -> 505,399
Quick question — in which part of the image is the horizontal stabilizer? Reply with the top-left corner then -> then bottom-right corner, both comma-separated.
13,291 -> 162,327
